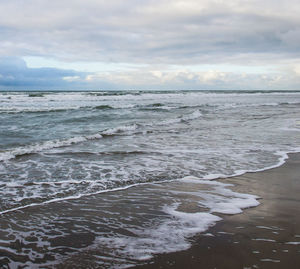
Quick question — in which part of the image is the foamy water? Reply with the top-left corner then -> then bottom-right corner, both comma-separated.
0,90 -> 300,267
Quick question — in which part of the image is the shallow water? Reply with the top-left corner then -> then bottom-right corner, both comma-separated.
0,90 -> 300,267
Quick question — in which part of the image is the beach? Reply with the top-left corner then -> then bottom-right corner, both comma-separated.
0,152 -> 298,268
133,153 -> 300,269
1,0 -> 300,267
0,91 -> 300,268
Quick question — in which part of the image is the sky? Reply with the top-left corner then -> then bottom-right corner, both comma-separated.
0,0 -> 300,91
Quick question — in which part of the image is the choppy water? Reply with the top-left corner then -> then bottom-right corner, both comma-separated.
0,90 -> 300,268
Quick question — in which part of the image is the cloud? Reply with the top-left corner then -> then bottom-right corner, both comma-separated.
0,57 -> 87,89
0,0 -> 300,66
84,68 -> 300,90
0,57 -> 299,90
293,65 -> 300,76
0,1 -> 299,90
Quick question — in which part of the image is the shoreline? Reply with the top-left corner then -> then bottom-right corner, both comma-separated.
133,153 -> 300,269
1,148 -> 297,216
1,153 -> 299,268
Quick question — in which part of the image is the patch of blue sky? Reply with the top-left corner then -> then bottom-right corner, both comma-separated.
24,56 -> 280,75
23,56 -> 148,73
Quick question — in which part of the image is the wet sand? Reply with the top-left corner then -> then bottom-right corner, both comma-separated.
133,153 -> 300,269
1,154 -> 299,268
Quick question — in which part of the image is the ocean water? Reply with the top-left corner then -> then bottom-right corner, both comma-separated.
0,90 -> 300,268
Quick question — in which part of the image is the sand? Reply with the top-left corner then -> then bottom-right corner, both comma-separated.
133,153 -> 300,269
2,153 -> 299,268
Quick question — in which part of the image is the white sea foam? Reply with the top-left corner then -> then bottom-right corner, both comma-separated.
203,173 -> 228,180
0,134 -> 102,161
260,259 -> 280,263
1,147 -> 297,218
83,178 -> 260,263
285,242 -> 300,245
0,181 -> 156,215
256,226 -> 283,231
203,233 -> 214,237
195,182 -> 260,215
180,148 -> 300,186
153,109 -> 203,127
1,91 -> 300,113
101,124 -> 139,135
252,238 -> 276,242
0,121 -> 147,161
93,203 -> 221,262
181,109 -> 202,121
0,173 -> 261,267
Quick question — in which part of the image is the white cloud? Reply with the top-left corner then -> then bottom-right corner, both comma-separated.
291,64 -> 300,77
83,68 -> 299,90
200,70 -> 226,83
62,76 -> 81,82
0,0 -> 300,90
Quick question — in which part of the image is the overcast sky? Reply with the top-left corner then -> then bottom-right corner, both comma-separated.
0,0 -> 300,90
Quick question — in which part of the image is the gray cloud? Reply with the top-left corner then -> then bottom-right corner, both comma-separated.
0,0 -> 300,90
0,57 -> 89,89
0,0 -> 300,65
0,57 -> 299,90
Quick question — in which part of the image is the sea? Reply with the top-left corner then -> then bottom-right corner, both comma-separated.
0,90 -> 300,268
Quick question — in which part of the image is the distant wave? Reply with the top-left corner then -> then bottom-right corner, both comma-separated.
0,134 -> 102,161
0,105 -> 118,114
27,93 -> 45,97
176,101 -> 300,112
94,105 -> 114,110
200,101 -> 300,112
0,122 -> 142,161
0,109 -> 204,161
0,107 -> 80,114
137,103 -> 175,111
101,124 -> 140,136
1,90 -> 300,101
47,150 -> 152,157
86,91 -> 143,96
0,105 -> 116,114
1,102 -> 298,162
181,109 -> 202,121
0,103 -> 138,114
157,109 -> 203,126
2,92 -> 300,114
